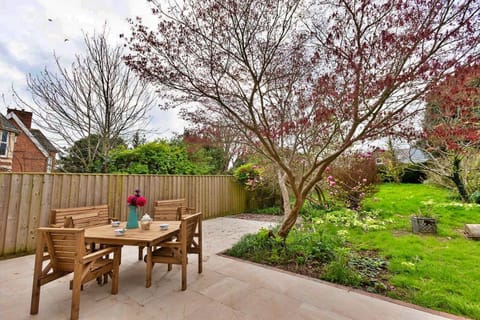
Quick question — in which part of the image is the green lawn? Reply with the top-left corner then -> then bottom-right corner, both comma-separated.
227,183 -> 480,319
357,184 -> 480,318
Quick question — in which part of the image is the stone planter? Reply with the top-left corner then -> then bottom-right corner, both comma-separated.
464,224 -> 480,240
411,216 -> 437,234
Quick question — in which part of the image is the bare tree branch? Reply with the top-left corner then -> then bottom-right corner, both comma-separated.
13,24 -> 156,172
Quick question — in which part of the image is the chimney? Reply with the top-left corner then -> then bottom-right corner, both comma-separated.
7,108 -> 33,129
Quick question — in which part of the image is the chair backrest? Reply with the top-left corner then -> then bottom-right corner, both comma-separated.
180,212 -> 202,249
50,205 -> 109,228
153,199 -> 186,221
37,227 -> 86,273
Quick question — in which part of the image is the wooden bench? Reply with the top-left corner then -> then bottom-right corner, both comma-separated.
50,204 -> 110,228
50,204 -> 115,269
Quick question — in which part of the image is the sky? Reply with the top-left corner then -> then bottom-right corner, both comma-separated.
0,0 -> 187,143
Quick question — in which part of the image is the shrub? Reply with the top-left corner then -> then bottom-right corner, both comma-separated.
234,162 -> 282,209
251,206 -> 282,215
322,248 -> 362,286
233,163 -> 264,190
469,190 -> 480,204
225,228 -> 276,262
325,153 -> 380,210
286,225 -> 341,264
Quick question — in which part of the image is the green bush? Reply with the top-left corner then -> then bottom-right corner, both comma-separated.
322,248 -> 362,286
469,190 -> 480,204
225,228 -> 276,262
225,221 -> 344,267
233,163 -> 264,190
285,225 -> 341,264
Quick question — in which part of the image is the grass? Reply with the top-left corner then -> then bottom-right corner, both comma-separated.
225,183 -> 480,319
357,184 -> 480,318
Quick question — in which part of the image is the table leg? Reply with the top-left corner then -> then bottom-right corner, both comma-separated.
146,246 -> 152,288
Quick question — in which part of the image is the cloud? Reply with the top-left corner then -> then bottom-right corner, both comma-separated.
0,0 -> 186,141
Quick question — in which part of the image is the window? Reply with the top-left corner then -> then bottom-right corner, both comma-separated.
0,131 -> 8,157
47,156 -> 53,172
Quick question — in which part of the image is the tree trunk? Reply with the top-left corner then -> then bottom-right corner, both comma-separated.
277,170 -> 291,216
276,169 -> 304,238
278,199 -> 304,238
451,156 -> 469,202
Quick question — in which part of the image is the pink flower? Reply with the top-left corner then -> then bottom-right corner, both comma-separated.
362,178 -> 367,183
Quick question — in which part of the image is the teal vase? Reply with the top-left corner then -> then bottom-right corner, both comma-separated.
126,205 -> 139,229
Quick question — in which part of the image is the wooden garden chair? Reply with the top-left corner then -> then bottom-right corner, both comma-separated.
144,212 -> 202,290
30,227 -> 121,320
153,199 -> 196,221
137,199 -> 195,260
185,211 -> 203,273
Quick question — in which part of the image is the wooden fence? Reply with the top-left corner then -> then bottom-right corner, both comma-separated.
0,173 -> 248,257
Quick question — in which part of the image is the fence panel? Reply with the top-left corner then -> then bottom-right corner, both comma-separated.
0,173 -> 247,257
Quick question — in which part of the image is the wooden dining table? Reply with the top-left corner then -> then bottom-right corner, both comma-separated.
84,221 -> 181,288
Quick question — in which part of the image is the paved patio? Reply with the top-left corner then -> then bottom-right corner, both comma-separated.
0,217 -> 466,320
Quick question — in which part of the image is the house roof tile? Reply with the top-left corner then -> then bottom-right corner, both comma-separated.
30,129 -> 57,153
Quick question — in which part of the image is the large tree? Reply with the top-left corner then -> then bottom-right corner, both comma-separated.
418,64 -> 480,201
59,134 -> 126,173
15,27 -> 155,172
125,0 -> 480,237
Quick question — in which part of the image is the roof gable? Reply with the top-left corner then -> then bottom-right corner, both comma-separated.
6,112 -> 52,158
0,114 -> 20,134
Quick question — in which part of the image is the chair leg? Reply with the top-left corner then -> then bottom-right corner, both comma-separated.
168,263 -> 172,271
30,279 -> 41,315
198,220 -> 203,274
111,248 -> 120,294
31,235 -> 45,315
181,263 -> 187,291
69,280 -> 84,291
138,246 -> 144,260
198,250 -> 202,274
71,273 -> 83,320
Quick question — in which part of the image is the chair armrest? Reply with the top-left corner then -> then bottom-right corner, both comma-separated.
82,246 -> 121,264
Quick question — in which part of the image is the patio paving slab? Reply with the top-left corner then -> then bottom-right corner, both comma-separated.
0,217 -> 467,320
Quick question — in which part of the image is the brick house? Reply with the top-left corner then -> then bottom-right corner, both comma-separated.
5,109 -> 57,172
